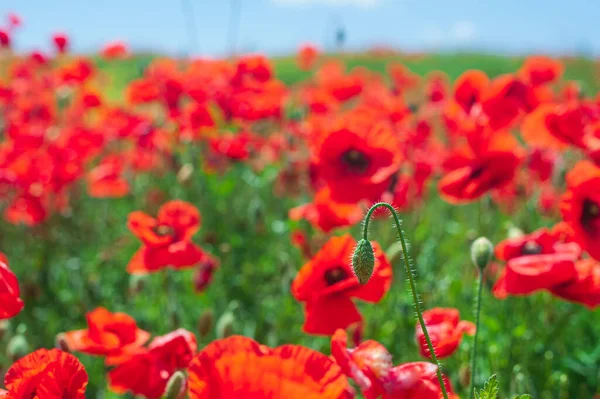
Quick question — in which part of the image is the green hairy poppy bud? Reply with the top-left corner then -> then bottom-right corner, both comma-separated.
352,239 -> 375,285
198,309 -> 214,339
471,237 -> 494,270
7,335 -> 29,362
164,370 -> 186,399
216,312 -> 235,339
55,333 -> 70,352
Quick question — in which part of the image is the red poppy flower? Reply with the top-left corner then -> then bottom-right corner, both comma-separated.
297,44 -> 319,71
0,258 -> 24,320
312,119 -> 401,203
102,41 -> 128,59
127,200 -> 206,274
492,227 -> 581,299
550,259 -> 600,309
0,29 -> 10,48
1,349 -> 87,399
109,329 -> 197,399
519,56 -> 564,87
331,330 -> 457,399
187,335 -> 352,399
425,72 -> 449,104
62,307 -> 150,363
522,103 -> 598,150
52,32 -> 69,53
8,13 -> 22,28
439,133 -> 523,204
560,161 -> 600,260
87,155 -> 129,198
480,74 -> 529,131
292,234 -> 392,335
415,308 -> 475,359
316,61 -> 363,102
387,63 -> 420,94
193,254 -> 220,293
289,187 -> 363,232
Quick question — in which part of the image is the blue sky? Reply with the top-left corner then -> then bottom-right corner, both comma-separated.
0,0 -> 599,56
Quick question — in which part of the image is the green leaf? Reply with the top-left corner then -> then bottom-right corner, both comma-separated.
513,396 -> 533,399
476,375 -> 500,399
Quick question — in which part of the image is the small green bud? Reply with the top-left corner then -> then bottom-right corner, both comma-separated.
471,237 -> 494,270
128,274 -> 148,296
216,312 -> 235,339
55,333 -> 70,352
0,320 -> 10,341
197,309 -> 214,339
176,163 -> 194,186
7,335 -> 29,362
164,370 -> 186,399
352,239 -> 375,285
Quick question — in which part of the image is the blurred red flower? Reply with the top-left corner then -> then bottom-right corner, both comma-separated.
289,187 -> 363,232
1,349 -> 87,398
560,161 -> 600,260
102,41 -> 128,59
312,118 -> 401,203
331,329 -> 457,399
63,307 -> 150,363
297,43 -> 320,71
127,200 -> 207,274
52,32 -> 69,53
493,226 -> 581,299
187,335 -> 352,399
109,329 -> 197,399
439,132 -> 523,204
0,29 -> 10,48
87,155 -> 129,198
0,257 -> 24,320
550,259 -> 600,309
292,234 -> 392,335
415,308 -> 475,359
193,254 -> 220,293
519,55 -> 564,87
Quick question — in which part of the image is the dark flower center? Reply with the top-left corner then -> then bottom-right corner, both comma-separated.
521,241 -> 542,255
153,224 -> 174,237
324,266 -> 349,286
581,199 -> 600,234
341,149 -> 370,174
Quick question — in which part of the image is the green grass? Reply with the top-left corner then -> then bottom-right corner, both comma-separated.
1,53 -> 599,398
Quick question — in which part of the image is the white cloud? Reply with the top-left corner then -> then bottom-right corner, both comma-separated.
271,0 -> 383,9
450,21 -> 477,44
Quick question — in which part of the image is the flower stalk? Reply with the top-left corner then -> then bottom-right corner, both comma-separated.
360,202 -> 450,399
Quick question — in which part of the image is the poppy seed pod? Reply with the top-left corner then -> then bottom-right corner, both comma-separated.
471,237 -> 494,270
198,309 -> 214,339
352,239 -> 375,285
216,312 -> 235,339
164,371 -> 186,399
7,335 -> 29,362
55,333 -> 70,352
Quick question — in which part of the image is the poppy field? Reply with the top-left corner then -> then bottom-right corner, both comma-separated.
1,13 -> 600,399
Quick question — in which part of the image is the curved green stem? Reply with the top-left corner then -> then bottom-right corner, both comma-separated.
363,202 -> 449,399
469,269 -> 484,399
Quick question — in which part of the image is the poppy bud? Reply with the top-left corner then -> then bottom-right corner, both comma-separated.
176,163 -> 194,186
164,370 -> 186,399
216,312 -> 235,338
6,335 -> 29,362
55,333 -> 70,352
352,239 -> 375,285
0,320 -> 9,341
471,237 -> 493,270
198,309 -> 214,339
128,274 -> 147,295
